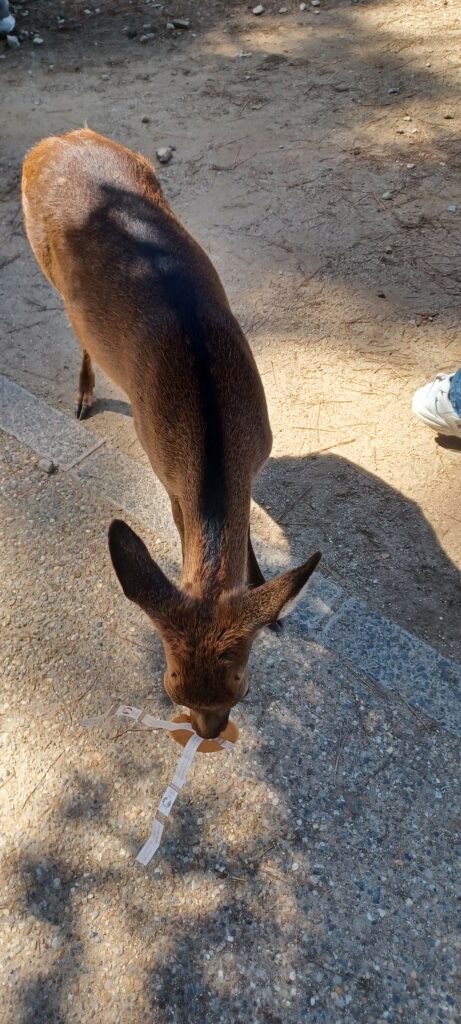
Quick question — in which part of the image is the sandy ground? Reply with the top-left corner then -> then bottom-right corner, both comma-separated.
1,2 -> 461,1022
1,0 -> 461,658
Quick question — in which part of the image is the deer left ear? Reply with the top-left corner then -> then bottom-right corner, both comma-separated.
237,551 -> 322,633
108,519 -> 180,622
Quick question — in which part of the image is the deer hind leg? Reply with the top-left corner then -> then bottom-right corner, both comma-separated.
75,350 -> 95,420
247,531 -> 283,634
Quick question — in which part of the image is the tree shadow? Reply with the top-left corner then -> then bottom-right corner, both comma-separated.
15,855 -> 80,1024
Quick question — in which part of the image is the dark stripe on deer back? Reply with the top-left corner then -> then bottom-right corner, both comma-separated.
73,183 -> 228,560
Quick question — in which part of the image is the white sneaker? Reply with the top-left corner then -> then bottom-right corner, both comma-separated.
0,14 -> 15,36
412,373 -> 461,436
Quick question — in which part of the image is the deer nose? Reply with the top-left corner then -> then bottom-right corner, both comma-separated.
190,709 -> 229,740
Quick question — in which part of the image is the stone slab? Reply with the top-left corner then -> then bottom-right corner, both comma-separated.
71,443 -> 179,549
291,572 -> 344,633
320,597 -> 461,735
0,373 -> 103,469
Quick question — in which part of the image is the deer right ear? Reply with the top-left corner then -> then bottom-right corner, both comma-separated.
236,551 -> 322,634
108,519 -> 179,621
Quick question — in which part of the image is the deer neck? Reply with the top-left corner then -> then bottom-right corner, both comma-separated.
181,502 -> 249,598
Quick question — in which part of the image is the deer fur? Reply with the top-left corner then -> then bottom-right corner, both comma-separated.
22,129 -> 321,738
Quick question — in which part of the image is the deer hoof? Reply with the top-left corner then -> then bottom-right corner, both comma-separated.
75,401 -> 92,420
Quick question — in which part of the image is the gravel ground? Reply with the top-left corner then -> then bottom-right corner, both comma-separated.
1,435 -> 459,1023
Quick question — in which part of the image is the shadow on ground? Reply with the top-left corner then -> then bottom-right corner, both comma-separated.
253,452 -> 461,658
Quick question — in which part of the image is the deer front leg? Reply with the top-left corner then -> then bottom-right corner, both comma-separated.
75,349 -> 95,420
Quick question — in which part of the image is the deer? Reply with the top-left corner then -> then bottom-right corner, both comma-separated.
22,129 -> 321,738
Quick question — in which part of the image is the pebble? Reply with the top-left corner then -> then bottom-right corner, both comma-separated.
447,204 -> 457,214
253,4 -> 265,14
388,87 -> 400,94
33,35 -> 44,45
406,163 -> 415,169
37,458 -> 57,475
156,146 -> 173,164
140,32 -> 155,42
172,18 -> 190,29
381,191 -> 393,200
6,33 -> 20,47
311,0 -> 320,6
279,5 -> 288,11
300,2 -> 307,8
141,115 -> 151,124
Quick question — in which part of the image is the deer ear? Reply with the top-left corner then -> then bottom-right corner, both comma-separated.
239,551 -> 321,632
108,519 -> 179,621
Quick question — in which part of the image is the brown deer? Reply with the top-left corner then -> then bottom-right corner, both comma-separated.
22,130 -> 321,738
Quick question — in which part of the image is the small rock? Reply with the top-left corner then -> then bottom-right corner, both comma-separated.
166,22 -> 175,29
311,0 -> 320,6
279,5 -> 288,11
447,204 -> 457,214
406,163 -> 415,169
6,33 -> 20,47
38,458 -> 57,475
141,115 -> 151,124
156,146 -> 173,164
172,18 -> 190,29
51,935 -> 62,950
381,190 -> 393,200
33,35 -> 44,45
388,86 -> 400,94
253,4 -> 264,14
140,32 -> 155,42
300,2 -> 307,8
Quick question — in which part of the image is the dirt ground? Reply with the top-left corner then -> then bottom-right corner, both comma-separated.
1,6 -> 461,1022
1,0 -> 460,651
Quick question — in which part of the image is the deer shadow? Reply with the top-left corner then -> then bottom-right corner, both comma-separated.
92,396 -> 132,418
252,451 -> 461,659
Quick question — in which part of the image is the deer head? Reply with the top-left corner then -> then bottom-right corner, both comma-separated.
108,519 -> 321,738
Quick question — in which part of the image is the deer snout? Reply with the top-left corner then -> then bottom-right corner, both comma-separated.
189,708 -> 230,740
